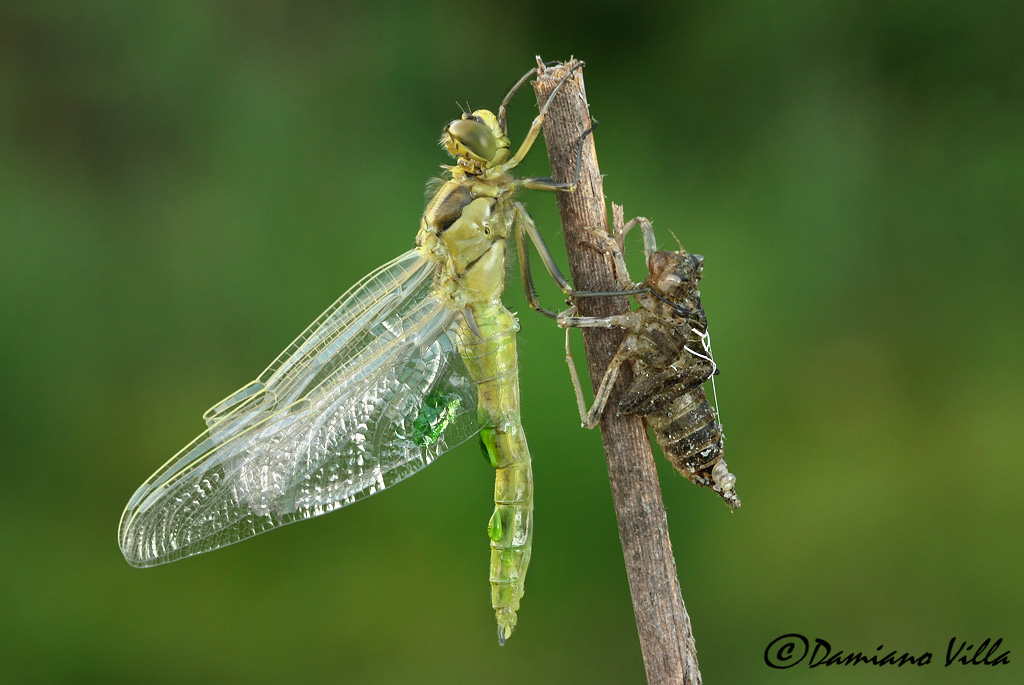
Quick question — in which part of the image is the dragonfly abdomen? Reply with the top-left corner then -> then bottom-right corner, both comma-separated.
624,349 -> 740,509
642,384 -> 723,477
456,303 -> 533,645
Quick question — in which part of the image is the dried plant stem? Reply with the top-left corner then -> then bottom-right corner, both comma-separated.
532,58 -> 702,685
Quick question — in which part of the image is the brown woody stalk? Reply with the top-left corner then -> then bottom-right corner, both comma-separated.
532,58 -> 702,685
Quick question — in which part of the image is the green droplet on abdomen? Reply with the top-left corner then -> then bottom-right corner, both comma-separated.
479,426 -> 499,467
487,508 -> 503,542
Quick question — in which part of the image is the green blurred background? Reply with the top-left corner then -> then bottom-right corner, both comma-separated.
2,2 -> 1021,683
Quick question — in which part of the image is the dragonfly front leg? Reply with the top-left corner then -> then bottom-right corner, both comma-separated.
617,216 -> 657,265
570,224 -> 638,292
502,61 -> 584,174
497,66 -> 543,135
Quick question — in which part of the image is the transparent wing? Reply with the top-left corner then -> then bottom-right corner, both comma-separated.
119,249 -> 480,567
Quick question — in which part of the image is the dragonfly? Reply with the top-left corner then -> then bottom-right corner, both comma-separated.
556,214 -> 740,509
118,62 -> 588,645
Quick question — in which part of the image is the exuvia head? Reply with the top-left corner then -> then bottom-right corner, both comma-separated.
442,110 -> 510,167
646,250 -> 703,299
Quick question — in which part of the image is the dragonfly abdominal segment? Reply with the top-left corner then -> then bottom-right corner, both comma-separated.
557,218 -> 740,509
119,63 -> 585,645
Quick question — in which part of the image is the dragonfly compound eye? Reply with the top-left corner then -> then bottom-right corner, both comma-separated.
445,118 -> 498,162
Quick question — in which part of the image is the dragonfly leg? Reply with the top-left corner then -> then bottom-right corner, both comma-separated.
579,215 -> 655,285
514,201 -> 573,319
563,323 -> 590,424
563,321 -> 635,429
497,66 -> 543,136
554,216 -> 665,308
515,201 -> 649,318
618,216 -> 657,264
496,57 -> 585,135
517,118 -> 597,194
556,309 -> 640,330
503,61 -> 584,173
568,224 -> 638,291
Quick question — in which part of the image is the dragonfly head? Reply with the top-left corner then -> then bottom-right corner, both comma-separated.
442,109 -> 510,168
647,250 -> 703,300
646,250 -> 708,325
